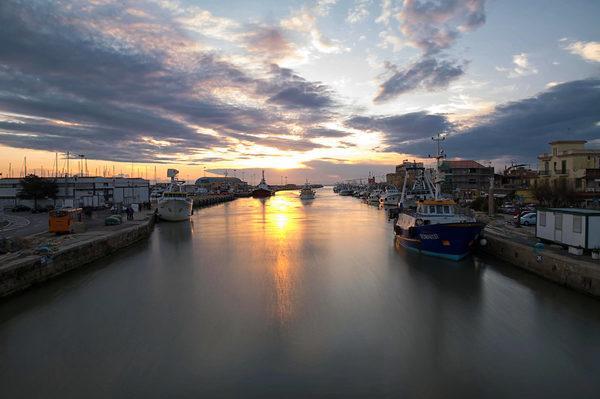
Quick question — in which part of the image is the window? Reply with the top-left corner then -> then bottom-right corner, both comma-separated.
429,205 -> 435,213
539,211 -> 546,226
443,205 -> 450,214
436,205 -> 443,214
561,160 -> 567,174
573,215 -> 582,234
555,213 -> 562,231
553,148 -> 557,155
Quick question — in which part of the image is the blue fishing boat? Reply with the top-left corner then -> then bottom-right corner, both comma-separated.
393,135 -> 485,260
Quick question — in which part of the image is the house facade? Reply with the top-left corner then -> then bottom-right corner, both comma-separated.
537,140 -> 600,192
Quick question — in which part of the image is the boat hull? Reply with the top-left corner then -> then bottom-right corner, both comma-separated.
158,199 -> 193,221
252,188 -> 273,198
395,222 -> 485,260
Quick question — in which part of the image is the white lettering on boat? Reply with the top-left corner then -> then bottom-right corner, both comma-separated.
419,233 -> 439,240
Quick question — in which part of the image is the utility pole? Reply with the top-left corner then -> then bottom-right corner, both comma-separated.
24,156 -> 27,176
488,176 -> 494,217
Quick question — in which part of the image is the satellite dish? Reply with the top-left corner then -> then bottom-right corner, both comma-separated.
167,169 -> 179,178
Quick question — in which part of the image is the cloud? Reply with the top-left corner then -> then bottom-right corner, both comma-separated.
346,112 -> 453,154
265,65 -> 336,110
280,5 -> 345,54
303,127 -> 353,138
507,53 -> 538,77
377,79 -> 600,161
346,0 -> 371,24
395,0 -> 486,55
374,0 -> 485,101
0,0 -> 339,162
376,0 -> 396,26
243,26 -> 299,63
564,40 -> 600,63
374,58 -> 466,102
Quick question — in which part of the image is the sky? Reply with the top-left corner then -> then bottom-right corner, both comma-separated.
0,0 -> 599,184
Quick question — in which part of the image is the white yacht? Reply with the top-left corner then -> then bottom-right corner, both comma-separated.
299,181 -> 316,200
158,169 -> 193,222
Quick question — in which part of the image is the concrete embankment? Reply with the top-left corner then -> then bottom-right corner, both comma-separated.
0,215 -> 155,298
480,229 -> 600,298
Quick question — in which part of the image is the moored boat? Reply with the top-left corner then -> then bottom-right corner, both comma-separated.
158,169 -> 193,222
393,135 -> 485,260
299,181 -> 316,200
252,170 -> 274,198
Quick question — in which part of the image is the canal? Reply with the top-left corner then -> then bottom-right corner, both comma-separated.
1,189 -> 600,398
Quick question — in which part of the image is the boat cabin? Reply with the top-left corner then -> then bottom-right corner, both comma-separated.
416,200 -> 456,216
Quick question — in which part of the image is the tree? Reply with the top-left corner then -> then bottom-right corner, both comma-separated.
532,179 -> 577,207
18,175 -> 58,209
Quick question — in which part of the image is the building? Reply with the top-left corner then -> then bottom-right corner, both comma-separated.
195,176 -> 249,193
0,176 -> 150,209
537,140 -> 600,192
386,161 -> 424,188
439,160 -> 494,194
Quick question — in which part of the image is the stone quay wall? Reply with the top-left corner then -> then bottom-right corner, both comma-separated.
481,232 -> 600,298
0,216 -> 155,298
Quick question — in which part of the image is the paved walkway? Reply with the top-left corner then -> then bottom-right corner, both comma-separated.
0,212 -> 49,238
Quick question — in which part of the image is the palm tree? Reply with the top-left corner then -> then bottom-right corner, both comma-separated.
18,175 -> 58,210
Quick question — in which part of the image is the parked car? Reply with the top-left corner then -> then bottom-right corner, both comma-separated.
513,210 -> 533,220
11,205 -> 31,212
520,213 -> 537,226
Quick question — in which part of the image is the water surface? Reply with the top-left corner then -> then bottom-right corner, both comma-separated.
1,189 -> 599,398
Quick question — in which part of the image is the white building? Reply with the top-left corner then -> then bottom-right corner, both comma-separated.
536,208 -> 600,253
0,177 -> 150,209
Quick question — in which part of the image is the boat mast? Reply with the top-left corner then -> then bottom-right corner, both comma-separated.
431,133 -> 446,200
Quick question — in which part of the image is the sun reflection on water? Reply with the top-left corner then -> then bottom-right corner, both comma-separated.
263,194 -> 301,326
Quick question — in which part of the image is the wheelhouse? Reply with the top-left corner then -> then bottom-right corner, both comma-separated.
416,200 -> 456,216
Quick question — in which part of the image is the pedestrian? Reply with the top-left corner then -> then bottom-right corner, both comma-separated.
126,206 -> 133,221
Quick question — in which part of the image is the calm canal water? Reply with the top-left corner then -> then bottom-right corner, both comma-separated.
1,188 -> 600,398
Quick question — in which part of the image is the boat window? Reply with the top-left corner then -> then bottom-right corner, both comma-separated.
443,205 -> 450,214
436,205 -> 443,214
429,205 -> 435,213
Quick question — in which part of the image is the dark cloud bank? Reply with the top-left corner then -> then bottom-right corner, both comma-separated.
362,79 -> 600,162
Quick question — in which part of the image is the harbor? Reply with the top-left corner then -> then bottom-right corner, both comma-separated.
1,0 -> 600,396
1,189 -> 600,398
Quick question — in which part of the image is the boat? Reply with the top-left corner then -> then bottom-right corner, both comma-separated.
366,189 -> 382,204
339,185 -> 353,196
299,181 -> 316,200
379,187 -> 400,206
252,170 -> 274,198
394,135 -> 485,260
158,169 -> 193,222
